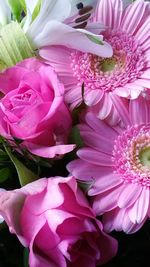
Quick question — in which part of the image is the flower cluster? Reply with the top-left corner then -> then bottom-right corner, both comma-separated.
0,1 -> 149,267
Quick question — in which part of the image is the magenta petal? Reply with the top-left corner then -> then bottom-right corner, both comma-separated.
67,159 -> 113,181
26,143 -> 75,158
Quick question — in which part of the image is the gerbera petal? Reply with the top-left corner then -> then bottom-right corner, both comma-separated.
88,173 -> 122,195
64,85 -> 82,106
109,94 -> 131,126
79,130 -> 114,154
92,93 -> 113,120
77,148 -> 113,167
128,187 -> 150,224
129,97 -> 150,124
92,185 -> 123,215
94,0 -> 113,27
111,0 -> 123,29
140,69 -> 150,79
118,183 -> 142,208
134,79 -> 150,88
85,112 -> 119,140
40,45 -> 72,66
136,187 -> 149,224
84,90 -> 104,106
121,0 -> 146,35
67,159 -> 113,181
135,16 -> 150,44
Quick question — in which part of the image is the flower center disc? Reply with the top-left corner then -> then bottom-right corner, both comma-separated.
113,125 -> 150,187
139,147 -> 150,168
71,30 -> 145,92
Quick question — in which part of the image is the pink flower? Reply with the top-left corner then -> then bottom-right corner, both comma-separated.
0,58 -> 74,158
40,0 -> 150,124
0,177 -> 117,267
68,97 -> 150,233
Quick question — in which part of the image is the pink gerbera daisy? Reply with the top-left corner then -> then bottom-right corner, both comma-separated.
68,96 -> 150,233
40,0 -> 150,124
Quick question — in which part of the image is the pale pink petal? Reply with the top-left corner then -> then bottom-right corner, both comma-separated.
135,16 -> 150,44
84,90 -> 104,106
134,79 -> 150,88
64,85 -> 82,106
141,38 -> 150,51
129,97 -> 150,124
40,46 -> 71,65
111,0 -> 123,29
109,94 -> 131,126
121,0 -> 147,35
140,69 -> 150,79
92,93 -> 113,120
94,0 -> 113,27
114,87 -> 130,97
117,183 -> 143,208
128,187 -> 150,224
92,185 -> 123,215
136,187 -> 150,224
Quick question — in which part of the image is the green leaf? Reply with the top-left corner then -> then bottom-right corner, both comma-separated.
0,22 -> 35,70
69,126 -> 84,149
0,167 -> 10,183
7,0 -> 23,21
0,149 -> 9,161
3,142 -> 38,186
19,0 -> 26,11
32,0 -> 42,21
24,248 -> 29,267
78,180 -> 93,193
86,34 -> 104,45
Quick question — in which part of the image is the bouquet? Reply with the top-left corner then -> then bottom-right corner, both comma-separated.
0,0 -> 149,266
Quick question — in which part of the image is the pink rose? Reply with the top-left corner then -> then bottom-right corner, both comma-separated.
0,58 -> 74,158
0,177 -> 117,267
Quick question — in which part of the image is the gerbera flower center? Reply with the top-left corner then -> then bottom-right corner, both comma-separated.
99,57 -> 117,72
70,30 -> 145,92
139,147 -> 150,168
112,125 -> 150,187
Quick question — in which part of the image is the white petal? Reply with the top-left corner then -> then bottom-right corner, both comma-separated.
0,0 -> 11,25
24,0 -> 39,14
30,20 -> 113,57
27,0 -> 71,38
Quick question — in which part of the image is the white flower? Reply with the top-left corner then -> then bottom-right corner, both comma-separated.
0,0 -> 11,26
24,0 -> 112,57
0,0 -> 112,58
